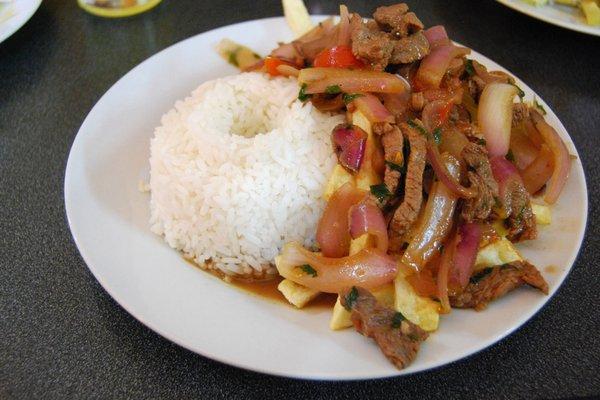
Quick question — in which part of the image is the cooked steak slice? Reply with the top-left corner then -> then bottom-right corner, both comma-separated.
350,13 -> 394,71
374,122 -> 404,195
389,31 -> 430,65
340,286 -> 428,370
503,179 -> 537,242
512,103 -> 531,127
449,261 -> 548,311
374,4 -> 424,37
388,123 -> 427,251
461,143 -> 499,222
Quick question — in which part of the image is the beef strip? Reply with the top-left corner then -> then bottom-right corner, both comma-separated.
512,103 -> 531,127
502,179 -> 537,242
340,286 -> 428,370
449,261 -> 548,311
388,123 -> 427,251
373,4 -> 424,37
350,4 -> 429,71
389,31 -> 430,65
374,122 -> 404,195
461,143 -> 499,222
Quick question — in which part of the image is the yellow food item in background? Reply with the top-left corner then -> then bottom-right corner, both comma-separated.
474,237 -> 523,270
581,0 -> 600,25
323,165 -> 354,201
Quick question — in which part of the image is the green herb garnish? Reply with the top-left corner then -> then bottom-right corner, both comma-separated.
344,286 -> 359,311
370,184 -> 392,202
534,98 -> 547,115
342,93 -> 364,105
439,245 -> 445,254
513,84 -> 525,100
325,84 -> 342,95
465,59 -> 475,76
299,264 -> 317,277
407,119 -> 429,138
477,138 -> 487,146
385,160 -> 405,174
506,149 -> 515,162
432,127 -> 442,145
298,83 -> 311,102
228,50 -> 239,67
391,312 -> 406,328
470,267 -> 494,284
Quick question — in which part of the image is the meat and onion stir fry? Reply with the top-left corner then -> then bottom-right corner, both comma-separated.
228,2 -> 572,370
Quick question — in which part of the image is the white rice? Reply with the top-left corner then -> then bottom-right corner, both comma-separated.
149,72 -> 344,277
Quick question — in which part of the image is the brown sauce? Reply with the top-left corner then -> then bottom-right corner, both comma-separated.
184,258 -> 337,309
545,265 -> 559,274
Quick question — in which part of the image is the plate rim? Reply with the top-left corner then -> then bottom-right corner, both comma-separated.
0,0 -> 42,45
64,15 -> 589,380
496,0 -> 600,36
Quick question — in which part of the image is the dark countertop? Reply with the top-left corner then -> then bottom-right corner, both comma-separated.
1,0 -> 599,398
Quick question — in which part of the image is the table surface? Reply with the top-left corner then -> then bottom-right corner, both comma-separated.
1,0 -> 599,398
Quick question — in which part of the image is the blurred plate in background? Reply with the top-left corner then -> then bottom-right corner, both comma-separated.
0,0 -> 41,44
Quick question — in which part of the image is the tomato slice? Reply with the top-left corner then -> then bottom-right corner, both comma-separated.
313,45 -> 365,69
264,57 -> 294,76
438,101 -> 454,125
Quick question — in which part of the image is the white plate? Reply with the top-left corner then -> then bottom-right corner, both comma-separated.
65,16 -> 588,380
497,0 -> 600,36
0,0 -> 41,45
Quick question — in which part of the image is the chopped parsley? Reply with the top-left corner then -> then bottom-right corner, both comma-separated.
432,127 -> 442,145
325,84 -> 342,95
299,264 -> 317,277
391,312 -> 406,328
465,59 -> 475,76
227,51 -> 239,67
534,98 -> 547,115
342,93 -> 364,105
477,138 -> 487,146
298,83 -> 311,102
470,267 -> 494,284
439,244 -> 445,254
385,160 -> 405,173
506,149 -> 515,162
344,286 -> 359,311
513,84 -> 525,100
370,184 -> 392,202
407,119 -> 429,138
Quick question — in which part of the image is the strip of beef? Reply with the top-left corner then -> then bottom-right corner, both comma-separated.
512,103 -> 531,127
374,122 -> 404,195
389,31 -> 430,65
388,123 -> 427,251
373,4 -> 424,38
502,179 -> 537,242
340,286 -> 428,370
350,9 -> 429,71
461,143 -> 499,222
449,261 -> 548,311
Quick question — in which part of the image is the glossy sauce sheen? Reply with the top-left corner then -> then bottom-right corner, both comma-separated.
185,259 -> 337,308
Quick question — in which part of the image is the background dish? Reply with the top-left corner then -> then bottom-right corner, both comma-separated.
0,0 -> 42,44
65,16 -> 587,379
496,0 -> 600,36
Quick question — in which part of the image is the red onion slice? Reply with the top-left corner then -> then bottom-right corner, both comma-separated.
348,197 -> 389,253
423,25 -> 449,48
352,93 -> 395,123
449,223 -> 483,289
478,83 -> 519,158
331,124 -> 367,172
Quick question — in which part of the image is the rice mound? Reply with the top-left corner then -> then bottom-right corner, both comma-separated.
149,72 -> 344,277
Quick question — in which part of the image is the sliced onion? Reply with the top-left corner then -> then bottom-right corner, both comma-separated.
436,234 -> 456,314
414,45 -> 470,90
449,223 -> 482,289
299,68 -> 408,94
337,5 -> 351,46
427,144 -> 477,198
293,17 -> 338,62
275,242 -> 398,293
421,99 -> 451,131
521,144 -> 554,195
439,127 -> 470,160
317,183 -> 365,258
332,124 -> 367,172
352,93 -> 394,123
472,61 -> 512,85
402,153 -> 461,271
275,64 -> 300,77
530,110 -> 571,204
349,197 -> 389,253
478,83 -> 518,158
423,25 -> 449,48
490,155 -> 522,215
270,43 -> 302,65
510,124 -> 540,170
